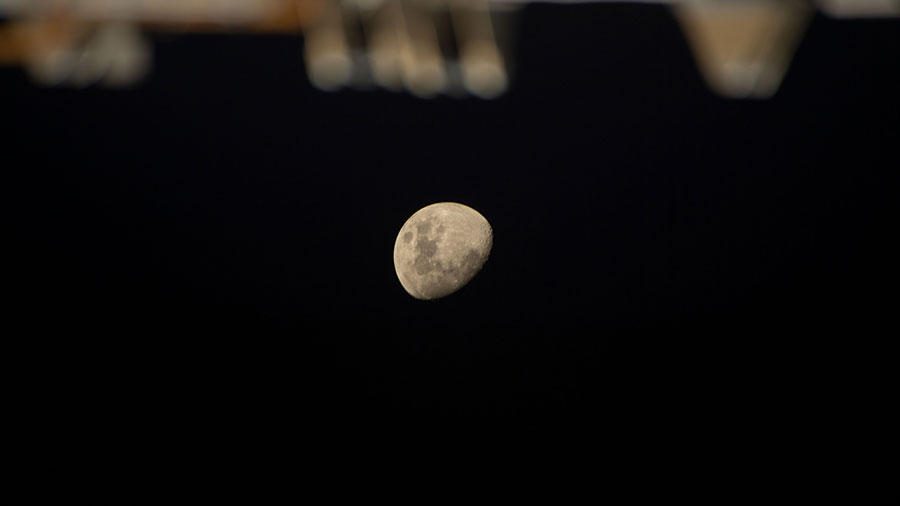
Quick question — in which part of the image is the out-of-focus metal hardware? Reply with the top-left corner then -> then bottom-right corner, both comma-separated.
0,0 -> 897,98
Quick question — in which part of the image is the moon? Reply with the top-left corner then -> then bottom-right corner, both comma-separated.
393,202 -> 493,300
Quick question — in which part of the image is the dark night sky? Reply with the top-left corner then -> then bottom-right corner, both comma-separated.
3,4 -> 897,480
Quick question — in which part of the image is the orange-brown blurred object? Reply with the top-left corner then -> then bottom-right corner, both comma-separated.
0,0 -> 321,86
1,0 -> 898,97
674,0 -> 812,99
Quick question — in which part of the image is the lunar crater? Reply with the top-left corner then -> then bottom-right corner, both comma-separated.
416,235 -> 439,258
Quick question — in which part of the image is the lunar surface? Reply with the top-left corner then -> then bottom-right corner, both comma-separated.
393,202 -> 493,300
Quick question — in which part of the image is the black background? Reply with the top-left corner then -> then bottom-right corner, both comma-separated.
3,4 -> 897,482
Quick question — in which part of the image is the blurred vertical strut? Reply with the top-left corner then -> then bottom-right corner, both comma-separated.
363,0 -> 405,90
302,0 -> 353,90
451,0 -> 507,99
396,0 -> 447,98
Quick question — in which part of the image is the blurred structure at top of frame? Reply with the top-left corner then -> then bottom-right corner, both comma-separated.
0,0 -> 897,99
304,0 -> 510,99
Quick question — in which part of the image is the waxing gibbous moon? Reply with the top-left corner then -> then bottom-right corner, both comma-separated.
394,202 -> 493,300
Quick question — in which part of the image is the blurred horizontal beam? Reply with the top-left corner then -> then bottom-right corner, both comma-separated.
1,0 -> 897,98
